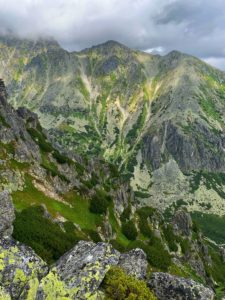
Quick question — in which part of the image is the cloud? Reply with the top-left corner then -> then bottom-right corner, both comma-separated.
203,57 -> 225,71
144,47 -> 166,55
0,0 -> 225,70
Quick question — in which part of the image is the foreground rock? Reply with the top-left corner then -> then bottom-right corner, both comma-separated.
0,286 -> 11,300
37,241 -> 120,299
118,248 -> 148,280
0,238 -> 48,299
0,191 -> 15,238
148,272 -> 215,300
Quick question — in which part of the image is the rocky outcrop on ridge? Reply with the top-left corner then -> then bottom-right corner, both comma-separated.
118,248 -> 148,280
173,210 -> 193,237
37,241 -> 120,300
148,272 -> 215,300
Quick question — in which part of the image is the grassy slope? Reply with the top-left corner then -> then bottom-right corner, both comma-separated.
12,174 -> 101,230
191,212 -> 225,244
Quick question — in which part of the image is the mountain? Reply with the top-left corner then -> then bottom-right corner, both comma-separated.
1,36 -> 225,243
1,36 -> 225,299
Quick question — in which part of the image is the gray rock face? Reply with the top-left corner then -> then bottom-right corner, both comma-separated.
173,210 -> 193,237
0,80 -> 40,163
95,55 -> 120,76
17,107 -> 39,128
143,121 -> 225,173
148,272 -> 215,300
0,190 -> 15,237
118,248 -> 148,280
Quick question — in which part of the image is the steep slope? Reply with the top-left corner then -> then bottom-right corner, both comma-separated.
1,36 -> 225,242
0,78 -> 131,263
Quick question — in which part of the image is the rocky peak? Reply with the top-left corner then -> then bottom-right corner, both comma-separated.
81,39 -> 131,56
0,35 -> 60,52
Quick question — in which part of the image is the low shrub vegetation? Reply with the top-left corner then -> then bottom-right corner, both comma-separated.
162,224 -> 178,252
13,206 -> 80,264
102,266 -> 156,300
122,220 -> 138,241
89,189 -> 111,214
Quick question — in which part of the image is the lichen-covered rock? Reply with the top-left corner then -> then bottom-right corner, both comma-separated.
148,272 -> 215,300
0,285 -> 11,300
173,210 -> 193,237
0,238 -> 48,299
37,241 -> 120,299
118,248 -> 148,280
0,190 -> 15,238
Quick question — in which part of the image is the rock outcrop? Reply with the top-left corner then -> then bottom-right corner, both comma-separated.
173,210 -> 193,237
0,238 -> 48,299
118,248 -> 148,280
0,190 -> 15,237
148,272 -> 215,300
37,241 -> 120,299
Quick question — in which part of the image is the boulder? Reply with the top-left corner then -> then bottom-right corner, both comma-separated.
118,248 -> 148,280
148,272 -> 214,300
37,241 -> 120,299
0,238 -> 48,299
0,190 -> 15,238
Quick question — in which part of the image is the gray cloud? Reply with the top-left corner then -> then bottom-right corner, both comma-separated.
0,0 -> 225,70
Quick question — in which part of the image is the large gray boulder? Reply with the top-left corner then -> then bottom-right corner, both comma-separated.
0,190 -> 15,238
37,241 -> 120,299
0,238 -> 48,299
118,248 -> 148,280
148,272 -> 215,300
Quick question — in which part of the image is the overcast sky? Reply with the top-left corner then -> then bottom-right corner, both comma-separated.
0,0 -> 225,70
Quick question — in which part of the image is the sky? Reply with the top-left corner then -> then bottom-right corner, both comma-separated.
0,0 -> 225,70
